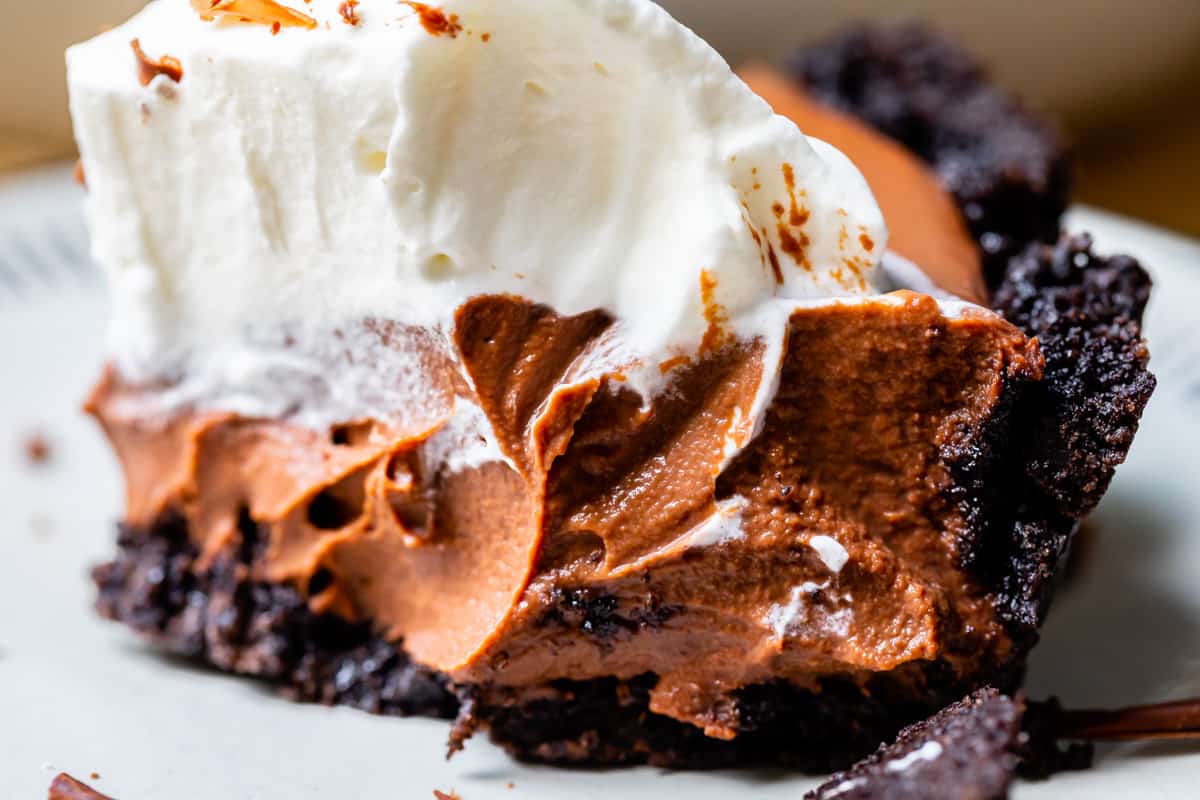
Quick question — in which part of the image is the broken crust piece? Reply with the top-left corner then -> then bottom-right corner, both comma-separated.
805,689 -> 1023,800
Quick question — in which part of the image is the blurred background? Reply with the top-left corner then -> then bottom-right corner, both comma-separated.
3,0 -> 1198,235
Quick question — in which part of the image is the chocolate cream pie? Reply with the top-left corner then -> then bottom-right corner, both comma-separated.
69,1 -> 1154,770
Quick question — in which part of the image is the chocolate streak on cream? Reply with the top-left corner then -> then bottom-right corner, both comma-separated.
740,65 -> 987,306
404,3 -> 463,38
91,291 -> 1040,737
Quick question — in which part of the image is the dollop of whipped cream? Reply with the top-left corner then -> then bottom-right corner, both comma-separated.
68,0 -> 888,425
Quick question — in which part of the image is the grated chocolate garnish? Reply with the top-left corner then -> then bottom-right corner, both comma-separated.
130,38 -> 184,87
339,0 -> 360,26
190,0 -> 318,31
403,2 -> 463,38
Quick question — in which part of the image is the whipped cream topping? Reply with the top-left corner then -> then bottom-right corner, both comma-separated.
765,581 -> 854,640
68,0 -> 889,428
809,534 -> 850,574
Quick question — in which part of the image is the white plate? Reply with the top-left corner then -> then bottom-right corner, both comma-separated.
2,165 -> 1198,799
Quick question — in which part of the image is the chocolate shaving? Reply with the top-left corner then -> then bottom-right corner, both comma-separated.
403,3 -> 463,38
189,0 -> 318,31
338,0 -> 360,26
130,39 -> 183,87
433,791 -> 462,800
47,773 -> 113,800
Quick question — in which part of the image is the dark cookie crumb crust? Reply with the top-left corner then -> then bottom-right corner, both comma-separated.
805,689 -> 1022,800
93,513 -> 457,721
803,689 -> 1095,799
951,235 -> 1154,655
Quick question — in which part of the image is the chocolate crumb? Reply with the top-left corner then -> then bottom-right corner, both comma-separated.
447,693 -> 480,758
89,773 -> 100,781
47,773 -> 113,800
130,38 -> 183,87
24,434 -> 51,465
338,0 -> 360,26
73,160 -> 87,189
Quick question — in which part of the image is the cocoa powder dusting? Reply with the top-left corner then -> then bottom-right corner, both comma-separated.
659,354 -> 691,375
782,163 -> 810,227
738,200 -> 772,279
778,227 -> 811,270
739,65 -> 988,304
130,39 -> 184,87
404,2 -> 463,37
699,270 -> 730,352
775,163 -> 812,270
766,236 -> 783,284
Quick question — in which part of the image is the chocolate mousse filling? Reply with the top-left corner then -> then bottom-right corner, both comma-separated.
91,290 -> 1039,735
89,25 -> 1155,771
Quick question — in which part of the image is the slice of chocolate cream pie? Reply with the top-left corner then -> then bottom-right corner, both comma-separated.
69,1 -> 1153,770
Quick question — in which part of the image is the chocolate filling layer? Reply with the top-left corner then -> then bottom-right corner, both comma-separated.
91,293 -> 1038,735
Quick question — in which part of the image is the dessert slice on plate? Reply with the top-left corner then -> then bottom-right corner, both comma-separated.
69,0 -> 1153,770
